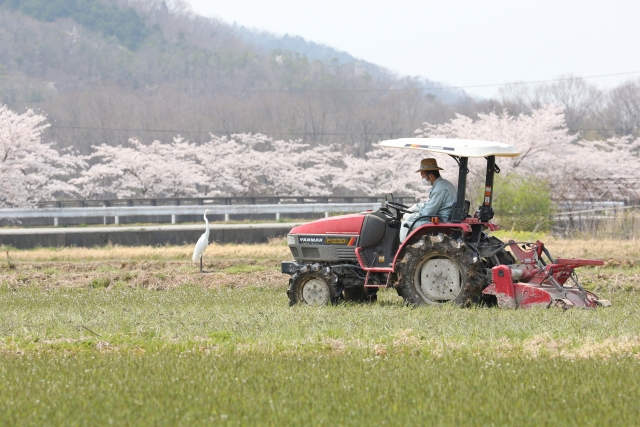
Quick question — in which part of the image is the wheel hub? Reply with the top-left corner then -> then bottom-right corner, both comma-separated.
301,278 -> 330,306
419,258 -> 461,301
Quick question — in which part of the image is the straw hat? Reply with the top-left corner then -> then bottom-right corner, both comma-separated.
415,158 -> 443,173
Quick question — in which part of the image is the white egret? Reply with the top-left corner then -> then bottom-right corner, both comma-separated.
192,209 -> 213,273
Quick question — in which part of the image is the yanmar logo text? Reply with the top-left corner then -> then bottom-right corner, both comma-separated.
299,236 -> 324,244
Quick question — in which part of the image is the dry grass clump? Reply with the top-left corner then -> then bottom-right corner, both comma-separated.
541,237 -> 640,264
482,333 -> 640,360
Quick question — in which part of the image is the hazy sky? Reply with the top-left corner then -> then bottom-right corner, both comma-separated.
186,0 -> 640,98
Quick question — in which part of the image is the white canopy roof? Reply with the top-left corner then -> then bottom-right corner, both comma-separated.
378,138 -> 521,158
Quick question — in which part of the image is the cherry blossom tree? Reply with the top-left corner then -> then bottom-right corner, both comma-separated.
68,162 -> 122,199
265,138 -> 332,196
195,133 -> 317,196
0,104 -> 81,208
410,104 -> 640,205
74,136 -> 206,198
75,133 -> 331,198
67,103 -> 640,203
152,136 -> 206,197
416,104 -> 577,175
414,104 -> 640,180
193,135 -> 247,196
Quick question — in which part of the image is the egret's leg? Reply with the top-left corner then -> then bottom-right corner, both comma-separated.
200,255 -> 203,273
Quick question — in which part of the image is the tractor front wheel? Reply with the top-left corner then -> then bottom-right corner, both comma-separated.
287,269 -> 340,306
394,233 -> 485,306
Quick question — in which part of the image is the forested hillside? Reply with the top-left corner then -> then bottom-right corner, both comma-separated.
1,0 -> 149,49
0,0 -> 468,156
0,0 -> 638,161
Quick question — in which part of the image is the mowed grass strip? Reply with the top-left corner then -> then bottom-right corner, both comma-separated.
1,351 -> 639,427
1,286 -> 639,358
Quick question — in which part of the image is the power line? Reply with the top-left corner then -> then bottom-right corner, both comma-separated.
435,70 -> 640,91
569,127 -> 639,133
48,125 -> 414,137
13,70 -> 640,95
218,70 -> 640,93
49,124 -> 637,136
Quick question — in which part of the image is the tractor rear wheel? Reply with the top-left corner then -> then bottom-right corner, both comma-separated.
287,269 -> 340,306
394,233 -> 485,306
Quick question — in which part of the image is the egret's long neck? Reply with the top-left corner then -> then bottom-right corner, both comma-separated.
204,213 -> 210,234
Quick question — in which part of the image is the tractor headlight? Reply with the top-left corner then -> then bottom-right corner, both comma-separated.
287,235 -> 296,245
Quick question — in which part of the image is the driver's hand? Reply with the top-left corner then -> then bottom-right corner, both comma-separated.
402,212 -> 418,223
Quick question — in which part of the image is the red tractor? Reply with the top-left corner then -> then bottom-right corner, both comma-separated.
281,138 -> 610,309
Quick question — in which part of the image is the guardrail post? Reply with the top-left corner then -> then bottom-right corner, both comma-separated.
54,217 -> 58,227
115,216 -> 119,225
225,213 -> 229,222
171,214 -> 176,225
325,212 -> 329,218
276,213 -> 280,221
103,216 -> 107,225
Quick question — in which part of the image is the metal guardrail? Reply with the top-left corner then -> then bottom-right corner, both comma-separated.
36,196 -> 414,208
0,203 -> 382,226
553,204 -> 637,218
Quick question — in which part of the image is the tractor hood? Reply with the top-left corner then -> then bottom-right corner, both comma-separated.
289,213 -> 366,235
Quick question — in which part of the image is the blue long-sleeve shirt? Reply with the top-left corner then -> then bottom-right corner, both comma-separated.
403,177 -> 457,226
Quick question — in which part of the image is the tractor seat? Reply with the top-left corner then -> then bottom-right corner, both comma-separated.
446,199 -> 471,222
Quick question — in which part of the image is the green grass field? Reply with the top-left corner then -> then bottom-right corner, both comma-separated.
1,239 -> 639,426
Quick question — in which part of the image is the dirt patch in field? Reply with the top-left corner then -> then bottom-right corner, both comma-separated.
0,260 -> 288,290
499,333 -> 640,360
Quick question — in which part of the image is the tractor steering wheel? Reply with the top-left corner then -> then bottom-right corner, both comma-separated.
385,201 -> 412,214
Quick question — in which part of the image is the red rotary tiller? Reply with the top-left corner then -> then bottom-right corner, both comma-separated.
483,240 -> 609,309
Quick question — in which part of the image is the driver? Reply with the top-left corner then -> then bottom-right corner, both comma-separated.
399,158 -> 457,242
